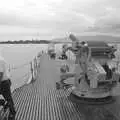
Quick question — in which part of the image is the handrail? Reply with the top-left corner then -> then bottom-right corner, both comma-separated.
0,50 -> 44,118
10,50 -> 43,92
10,62 -> 31,70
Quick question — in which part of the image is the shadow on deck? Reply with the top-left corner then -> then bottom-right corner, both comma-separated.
1,54 -> 120,120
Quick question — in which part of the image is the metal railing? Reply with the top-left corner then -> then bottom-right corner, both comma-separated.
8,51 -> 43,93
0,50 -> 44,118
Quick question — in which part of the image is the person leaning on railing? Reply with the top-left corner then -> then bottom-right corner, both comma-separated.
0,56 -> 16,119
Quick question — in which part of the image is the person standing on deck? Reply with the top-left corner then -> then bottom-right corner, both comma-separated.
73,43 -> 90,88
0,56 -> 16,119
60,42 -> 91,85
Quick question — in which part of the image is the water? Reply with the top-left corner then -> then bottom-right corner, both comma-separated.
0,44 -> 48,92
0,43 -> 120,92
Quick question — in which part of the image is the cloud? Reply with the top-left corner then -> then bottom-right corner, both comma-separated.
1,0 -> 120,39
0,0 -> 95,27
0,3 -> 94,36
86,3 -> 120,33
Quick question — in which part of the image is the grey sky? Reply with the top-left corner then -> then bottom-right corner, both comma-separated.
0,0 -> 120,40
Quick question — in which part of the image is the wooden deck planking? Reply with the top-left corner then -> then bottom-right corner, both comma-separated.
1,54 -> 120,120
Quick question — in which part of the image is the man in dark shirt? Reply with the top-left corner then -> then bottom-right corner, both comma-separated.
0,56 -> 16,120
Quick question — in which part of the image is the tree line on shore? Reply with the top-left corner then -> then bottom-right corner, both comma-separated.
0,40 -> 51,44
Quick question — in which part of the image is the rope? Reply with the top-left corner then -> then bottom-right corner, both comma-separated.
9,60 -> 34,85
11,58 -> 37,82
16,72 -> 31,81
10,50 -> 44,71
10,61 -> 31,70
8,51 -> 42,87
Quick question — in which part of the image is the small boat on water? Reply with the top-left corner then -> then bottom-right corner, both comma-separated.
56,34 -> 120,104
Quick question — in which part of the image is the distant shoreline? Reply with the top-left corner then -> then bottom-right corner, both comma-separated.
0,40 -> 51,44
0,42 -> 64,44
1,34 -> 120,44
0,40 -> 120,44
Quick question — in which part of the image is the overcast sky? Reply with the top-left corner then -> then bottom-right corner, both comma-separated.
0,0 -> 120,40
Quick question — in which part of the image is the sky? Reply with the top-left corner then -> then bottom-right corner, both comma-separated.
0,0 -> 120,41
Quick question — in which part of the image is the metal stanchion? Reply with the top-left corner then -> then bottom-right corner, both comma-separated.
30,62 -> 34,81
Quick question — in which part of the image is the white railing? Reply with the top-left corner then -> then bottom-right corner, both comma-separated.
9,51 -> 44,93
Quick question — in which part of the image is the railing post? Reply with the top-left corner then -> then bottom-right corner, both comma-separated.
34,57 -> 37,79
31,62 -> 34,81
34,58 -> 35,79
8,64 -> 11,72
